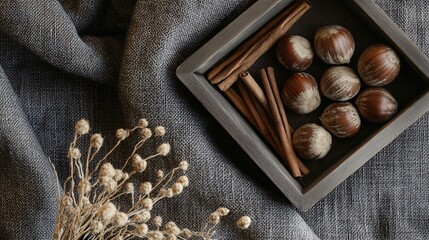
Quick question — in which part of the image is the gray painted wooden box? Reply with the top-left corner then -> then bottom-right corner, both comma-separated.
176,0 -> 429,211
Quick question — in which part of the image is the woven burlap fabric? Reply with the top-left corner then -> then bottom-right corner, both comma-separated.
0,0 -> 427,239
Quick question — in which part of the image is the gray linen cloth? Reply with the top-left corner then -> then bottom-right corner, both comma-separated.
0,0 -> 427,239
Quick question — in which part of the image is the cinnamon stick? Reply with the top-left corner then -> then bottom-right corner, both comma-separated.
240,72 -> 295,145
249,90 -> 309,175
260,68 -> 301,177
217,1 -> 311,91
240,72 -> 270,114
267,67 -> 292,141
266,67 -> 306,174
237,81 -> 272,143
224,88 -> 257,128
207,0 -> 304,81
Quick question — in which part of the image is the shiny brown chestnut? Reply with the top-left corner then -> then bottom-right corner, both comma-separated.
358,44 -> 400,86
355,88 -> 398,123
292,123 -> 332,160
314,25 -> 355,65
320,102 -> 361,138
277,35 -> 314,71
281,72 -> 321,114
320,66 -> 361,101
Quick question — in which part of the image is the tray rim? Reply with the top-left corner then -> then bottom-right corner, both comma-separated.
176,0 -> 429,211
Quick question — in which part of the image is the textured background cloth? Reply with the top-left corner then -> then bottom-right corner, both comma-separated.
0,0 -> 428,239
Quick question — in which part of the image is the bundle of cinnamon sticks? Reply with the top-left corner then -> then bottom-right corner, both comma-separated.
207,0 -> 312,177
207,0 -> 311,91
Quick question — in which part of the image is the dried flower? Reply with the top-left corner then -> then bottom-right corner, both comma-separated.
157,143 -> 171,156
171,183 -> 183,196
138,118 -> 149,128
165,221 -> 181,236
156,170 -> 164,180
125,183 -> 134,194
54,119 -> 251,240
178,161 -> 189,171
236,216 -> 251,229
75,119 -> 90,135
216,207 -> 230,217
150,231 -> 164,240
140,198 -> 153,211
133,210 -> 151,223
209,212 -> 220,224
153,216 -> 163,228
181,228 -> 193,238
113,169 -> 123,182
176,176 -> 189,187
68,148 -> 81,159
134,223 -> 148,237
140,128 -> 153,139
113,212 -> 128,227
139,182 -> 152,195
97,202 -> 117,222
132,158 -> 147,173
166,188 -> 174,198
99,176 -> 117,192
78,179 -> 91,194
154,126 -> 166,136
166,235 -> 177,240
90,133 -> 104,149
115,128 -> 129,140
99,163 -> 115,178
90,220 -> 103,234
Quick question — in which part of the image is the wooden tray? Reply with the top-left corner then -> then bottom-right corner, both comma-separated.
176,0 -> 429,211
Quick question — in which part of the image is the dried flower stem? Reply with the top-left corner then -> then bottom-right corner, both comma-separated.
53,119 -> 250,240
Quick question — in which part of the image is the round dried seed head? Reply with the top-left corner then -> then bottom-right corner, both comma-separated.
178,161 -> 189,171
139,182 -> 152,195
157,143 -> 171,156
216,207 -> 230,216
140,198 -> 153,211
134,223 -> 148,237
209,212 -> 220,224
99,163 -> 116,178
138,118 -> 149,128
90,133 -> 104,149
125,183 -> 134,194
171,182 -> 184,195
177,176 -> 189,187
154,126 -> 166,136
75,119 -> 90,135
90,220 -> 104,234
153,216 -> 163,227
140,128 -> 152,139
113,212 -> 129,227
236,216 -> 252,229
115,128 -> 129,140
97,202 -> 117,222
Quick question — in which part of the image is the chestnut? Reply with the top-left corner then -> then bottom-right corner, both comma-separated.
281,72 -> 321,114
314,25 -> 355,65
293,123 -> 332,160
355,88 -> 398,123
277,35 -> 314,71
320,102 -> 361,138
320,66 -> 361,101
357,44 -> 400,86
